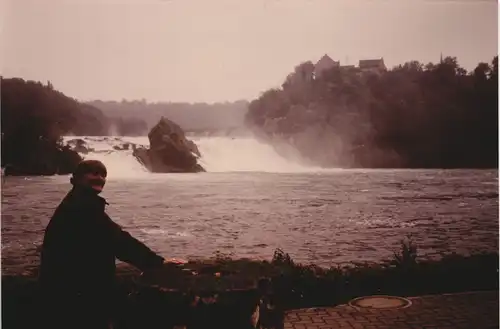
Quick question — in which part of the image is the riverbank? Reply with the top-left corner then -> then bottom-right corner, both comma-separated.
2,241 -> 498,328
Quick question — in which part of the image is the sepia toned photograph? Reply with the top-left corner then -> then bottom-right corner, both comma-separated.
1,0 -> 498,328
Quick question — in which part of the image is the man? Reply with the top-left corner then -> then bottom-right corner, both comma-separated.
39,159 -> 183,329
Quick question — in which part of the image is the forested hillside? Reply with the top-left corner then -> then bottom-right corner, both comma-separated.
245,56 -> 498,168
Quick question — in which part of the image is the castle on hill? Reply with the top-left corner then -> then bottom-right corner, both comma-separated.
313,54 -> 387,77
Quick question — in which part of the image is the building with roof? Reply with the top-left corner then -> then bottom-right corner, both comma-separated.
314,54 -> 340,77
311,55 -> 387,79
358,58 -> 387,74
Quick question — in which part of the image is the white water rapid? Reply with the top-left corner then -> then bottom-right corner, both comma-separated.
63,135 -> 324,177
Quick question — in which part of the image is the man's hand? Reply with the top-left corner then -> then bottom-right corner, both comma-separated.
140,257 -> 189,282
164,257 -> 188,265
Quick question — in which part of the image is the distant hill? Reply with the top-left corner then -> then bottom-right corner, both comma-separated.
87,100 -> 249,133
1,77 -> 251,176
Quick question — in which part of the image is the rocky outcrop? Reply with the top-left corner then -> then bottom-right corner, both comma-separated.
185,139 -> 201,158
66,138 -> 94,154
133,117 -> 205,173
113,142 -> 135,151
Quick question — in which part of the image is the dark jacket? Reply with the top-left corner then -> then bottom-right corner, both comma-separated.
39,187 -> 164,303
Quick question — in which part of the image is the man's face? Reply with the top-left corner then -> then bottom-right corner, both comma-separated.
78,171 -> 107,193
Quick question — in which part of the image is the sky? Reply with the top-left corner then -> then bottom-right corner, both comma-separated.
1,0 -> 498,103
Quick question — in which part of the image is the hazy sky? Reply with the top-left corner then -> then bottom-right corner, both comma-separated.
1,0 -> 498,103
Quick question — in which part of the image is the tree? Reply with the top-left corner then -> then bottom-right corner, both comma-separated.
245,55 -> 498,168
1,78 -> 112,175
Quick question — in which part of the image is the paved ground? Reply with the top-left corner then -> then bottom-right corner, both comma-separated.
284,290 -> 498,329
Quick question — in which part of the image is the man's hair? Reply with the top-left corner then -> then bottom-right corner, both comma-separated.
70,160 -> 107,185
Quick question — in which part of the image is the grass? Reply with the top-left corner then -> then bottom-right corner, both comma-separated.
118,237 -> 498,309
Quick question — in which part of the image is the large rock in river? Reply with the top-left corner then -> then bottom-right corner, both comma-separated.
133,117 -> 205,173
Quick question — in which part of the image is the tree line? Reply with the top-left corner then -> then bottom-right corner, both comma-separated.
1,78 -> 149,174
87,99 -> 248,132
245,56 -> 498,168
0,77 -> 248,175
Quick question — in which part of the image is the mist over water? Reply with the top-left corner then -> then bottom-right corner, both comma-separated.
63,135 -> 326,175
194,136 -> 324,173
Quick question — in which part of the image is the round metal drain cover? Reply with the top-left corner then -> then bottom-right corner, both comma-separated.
348,295 -> 412,310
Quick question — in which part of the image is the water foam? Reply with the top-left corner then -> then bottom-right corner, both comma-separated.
63,136 -> 150,179
63,134 -> 325,176
194,136 -> 321,173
